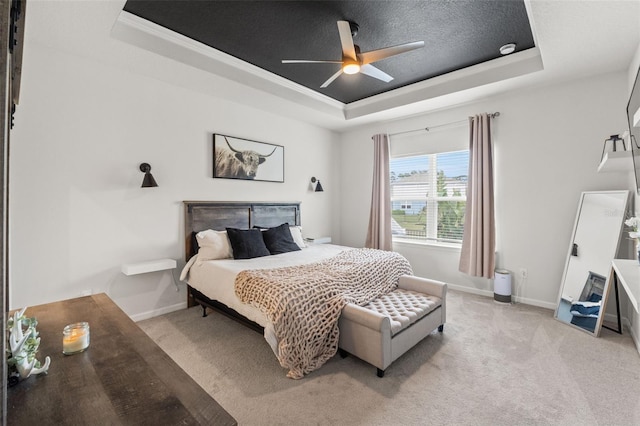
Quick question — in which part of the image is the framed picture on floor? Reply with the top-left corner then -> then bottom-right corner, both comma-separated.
213,134 -> 284,182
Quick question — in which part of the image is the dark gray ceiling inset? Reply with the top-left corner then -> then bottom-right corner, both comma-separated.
122,1 -> 535,104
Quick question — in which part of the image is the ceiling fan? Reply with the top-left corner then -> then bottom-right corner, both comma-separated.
282,21 -> 425,89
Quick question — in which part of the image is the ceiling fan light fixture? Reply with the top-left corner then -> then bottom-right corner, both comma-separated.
343,62 -> 360,75
283,20 -> 425,88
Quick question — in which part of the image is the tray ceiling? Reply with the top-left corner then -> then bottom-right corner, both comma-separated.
121,1 -> 536,105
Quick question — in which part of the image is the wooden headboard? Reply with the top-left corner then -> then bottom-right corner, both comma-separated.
183,201 -> 301,261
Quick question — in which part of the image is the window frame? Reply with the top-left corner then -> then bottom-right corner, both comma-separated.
390,149 -> 468,246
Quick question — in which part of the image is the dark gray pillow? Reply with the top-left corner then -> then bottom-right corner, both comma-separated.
191,231 -> 200,254
261,223 -> 301,255
225,228 -> 270,259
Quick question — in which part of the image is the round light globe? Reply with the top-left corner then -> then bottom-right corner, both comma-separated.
343,63 -> 361,74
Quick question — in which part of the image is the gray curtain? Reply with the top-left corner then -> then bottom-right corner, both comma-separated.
365,134 -> 392,251
459,113 -> 495,278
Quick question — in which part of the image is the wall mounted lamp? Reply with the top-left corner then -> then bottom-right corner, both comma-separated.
139,163 -> 158,188
600,134 -> 626,162
310,177 -> 324,192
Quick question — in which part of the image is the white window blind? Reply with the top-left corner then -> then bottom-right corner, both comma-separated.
390,125 -> 469,244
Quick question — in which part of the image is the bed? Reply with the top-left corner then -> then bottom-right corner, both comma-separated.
183,201 -> 308,328
180,201 -> 420,378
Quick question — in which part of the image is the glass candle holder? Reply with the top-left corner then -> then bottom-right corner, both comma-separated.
62,322 -> 90,355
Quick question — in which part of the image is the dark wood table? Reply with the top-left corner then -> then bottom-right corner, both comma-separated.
7,293 -> 236,425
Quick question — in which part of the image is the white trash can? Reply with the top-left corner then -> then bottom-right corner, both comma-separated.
494,269 -> 512,303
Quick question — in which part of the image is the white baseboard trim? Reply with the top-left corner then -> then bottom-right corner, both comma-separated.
446,283 -> 556,310
446,283 -> 493,298
512,295 -> 557,310
131,301 -> 188,322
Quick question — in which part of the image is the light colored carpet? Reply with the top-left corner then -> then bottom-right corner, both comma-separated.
138,290 -> 640,425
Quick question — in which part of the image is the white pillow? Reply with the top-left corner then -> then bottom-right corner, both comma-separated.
289,226 -> 307,249
196,229 -> 233,260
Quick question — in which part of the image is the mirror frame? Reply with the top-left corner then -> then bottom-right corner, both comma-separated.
554,190 -> 629,336
628,60 -> 640,194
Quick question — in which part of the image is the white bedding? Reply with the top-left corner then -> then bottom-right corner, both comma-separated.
180,244 -> 348,347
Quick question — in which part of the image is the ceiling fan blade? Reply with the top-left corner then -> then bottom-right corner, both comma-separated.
360,64 -> 393,83
282,60 -> 343,64
320,69 -> 343,88
359,41 -> 425,65
337,21 -> 357,61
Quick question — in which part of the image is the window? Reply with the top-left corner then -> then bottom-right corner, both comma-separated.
390,150 -> 468,244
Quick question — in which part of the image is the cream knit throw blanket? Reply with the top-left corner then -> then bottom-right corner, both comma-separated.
235,248 -> 413,379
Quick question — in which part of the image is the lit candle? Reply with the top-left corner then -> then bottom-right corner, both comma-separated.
62,322 -> 90,355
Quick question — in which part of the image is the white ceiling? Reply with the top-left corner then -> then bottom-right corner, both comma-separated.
22,0 -> 640,132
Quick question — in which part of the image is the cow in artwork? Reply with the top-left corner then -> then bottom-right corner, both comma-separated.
215,136 -> 278,180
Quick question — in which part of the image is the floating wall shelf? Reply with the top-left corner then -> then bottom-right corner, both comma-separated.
121,258 -> 178,291
121,258 -> 176,275
597,150 -> 632,173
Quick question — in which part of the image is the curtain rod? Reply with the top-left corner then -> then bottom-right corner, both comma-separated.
389,112 -> 500,137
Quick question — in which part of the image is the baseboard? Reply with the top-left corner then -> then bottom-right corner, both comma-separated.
446,283 -> 556,310
131,301 -> 188,322
511,295 -> 556,310
446,283 -> 493,299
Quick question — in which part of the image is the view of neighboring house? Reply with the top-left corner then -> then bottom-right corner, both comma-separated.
391,170 -> 467,241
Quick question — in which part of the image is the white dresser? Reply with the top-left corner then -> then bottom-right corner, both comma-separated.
609,259 -> 640,355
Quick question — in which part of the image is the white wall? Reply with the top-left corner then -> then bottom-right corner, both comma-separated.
9,41 -> 339,320
339,71 -> 632,309
10,1 -> 640,330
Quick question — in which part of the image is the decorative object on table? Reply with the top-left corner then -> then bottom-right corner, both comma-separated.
624,215 -> 640,263
310,177 -> 324,192
213,134 -> 284,182
139,163 -> 158,187
7,307 -> 51,380
62,322 -> 90,355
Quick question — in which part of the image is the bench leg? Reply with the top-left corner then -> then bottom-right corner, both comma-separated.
201,305 -> 208,317
438,324 -> 444,332
377,368 -> 385,378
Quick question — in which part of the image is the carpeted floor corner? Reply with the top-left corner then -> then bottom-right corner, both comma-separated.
138,290 -> 640,425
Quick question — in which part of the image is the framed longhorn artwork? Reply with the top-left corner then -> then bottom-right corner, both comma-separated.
213,134 -> 284,182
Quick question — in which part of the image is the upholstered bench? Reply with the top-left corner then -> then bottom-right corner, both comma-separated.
338,275 -> 447,377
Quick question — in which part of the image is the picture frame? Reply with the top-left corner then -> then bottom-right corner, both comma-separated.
213,134 -> 284,182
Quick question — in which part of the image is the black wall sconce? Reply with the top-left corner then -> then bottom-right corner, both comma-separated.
139,163 -> 158,188
600,134 -> 626,162
310,177 -> 324,192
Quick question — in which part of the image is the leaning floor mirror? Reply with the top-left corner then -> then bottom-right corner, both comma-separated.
555,190 -> 629,336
